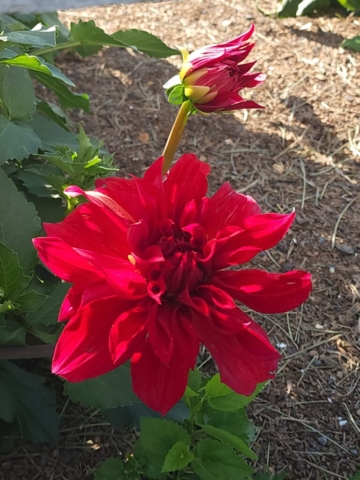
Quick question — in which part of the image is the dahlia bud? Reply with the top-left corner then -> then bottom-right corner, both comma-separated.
164,24 -> 265,114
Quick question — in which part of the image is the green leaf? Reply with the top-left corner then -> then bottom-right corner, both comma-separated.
337,0 -> 360,8
0,360 -> 59,443
162,441 -> 194,473
0,319 -> 27,345
205,375 -> 266,411
26,281 -> 69,326
277,0 -> 332,16
206,409 -> 257,444
64,364 -> 138,408
0,168 -> 41,273
0,116 -> 41,164
112,29 -> 179,58
341,36 -> 360,52
36,100 -> 73,130
94,458 -> 126,480
33,73 -> 89,111
36,13 -> 70,44
10,290 -> 48,312
349,472 -> 360,480
26,114 -> 80,152
188,368 -> 202,392
69,20 -> 127,58
0,25 -> 57,48
0,52 -> 74,86
0,65 -> 35,119
192,439 -> 253,480
103,400 -> 189,431
167,84 -> 185,106
198,424 -> 257,460
140,417 -> 190,477
0,242 -> 30,296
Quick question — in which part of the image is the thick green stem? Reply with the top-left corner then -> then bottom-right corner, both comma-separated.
32,41 -> 80,57
162,100 -> 192,174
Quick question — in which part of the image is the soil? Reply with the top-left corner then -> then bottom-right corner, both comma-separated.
1,0 -> 360,479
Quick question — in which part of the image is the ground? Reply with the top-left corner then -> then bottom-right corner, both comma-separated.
1,0 -> 360,479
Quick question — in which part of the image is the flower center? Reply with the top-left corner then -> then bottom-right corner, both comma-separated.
145,220 -> 208,303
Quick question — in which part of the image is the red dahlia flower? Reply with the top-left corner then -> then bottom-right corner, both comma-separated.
165,24 -> 265,113
33,154 -> 311,414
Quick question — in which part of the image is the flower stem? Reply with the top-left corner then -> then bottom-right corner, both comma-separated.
162,100 -> 192,174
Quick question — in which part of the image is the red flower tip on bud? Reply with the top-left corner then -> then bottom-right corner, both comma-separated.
164,24 -> 265,114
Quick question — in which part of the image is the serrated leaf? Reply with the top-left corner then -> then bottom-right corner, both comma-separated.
192,439 -> 253,480
10,290 -> 48,312
206,409 -> 257,444
0,242 -> 30,296
0,65 -> 35,119
0,116 -> 41,164
0,52 -> 74,86
69,20 -> 127,58
94,458 -> 126,480
0,360 -> 59,443
0,168 -> 40,273
199,424 -> 257,459
188,368 -> 202,392
162,441 -> 194,473
112,29 -> 179,58
140,417 -> 190,478
64,364 -> 138,408
27,114 -> 79,151
341,36 -> 360,52
26,281 -> 69,325
205,375 -> 266,411
0,25 -> 56,47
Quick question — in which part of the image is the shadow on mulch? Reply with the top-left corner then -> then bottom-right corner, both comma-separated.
286,26 -> 346,49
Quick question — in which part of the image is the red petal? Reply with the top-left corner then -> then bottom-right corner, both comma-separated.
131,341 -> 189,415
33,237 -> 100,284
195,310 -> 280,395
44,202 -> 129,259
52,297 -> 133,381
147,303 -> 174,366
210,212 -> 295,269
202,183 -> 261,238
72,250 -> 147,299
131,307 -> 199,414
109,306 -> 148,364
212,269 -> 312,314
59,280 -> 114,321
163,154 -> 210,223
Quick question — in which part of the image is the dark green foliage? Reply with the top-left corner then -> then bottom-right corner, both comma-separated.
0,12 -> 178,449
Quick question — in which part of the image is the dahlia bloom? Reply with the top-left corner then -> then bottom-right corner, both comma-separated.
33,154 -> 311,414
165,24 -> 265,113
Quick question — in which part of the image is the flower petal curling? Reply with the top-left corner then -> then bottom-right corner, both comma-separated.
212,269 -> 312,314
196,310 -> 280,396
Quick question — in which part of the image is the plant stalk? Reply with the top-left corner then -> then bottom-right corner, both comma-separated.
32,41 -> 81,56
162,100 -> 192,174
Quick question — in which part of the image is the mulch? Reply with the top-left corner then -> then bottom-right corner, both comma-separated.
1,0 -> 359,479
